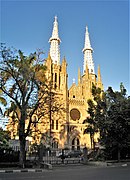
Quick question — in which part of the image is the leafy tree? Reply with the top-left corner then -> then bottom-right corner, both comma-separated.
0,45 -> 47,167
84,83 -> 129,161
83,99 -> 97,149
0,127 -> 10,150
83,84 -> 103,149
100,84 -> 129,161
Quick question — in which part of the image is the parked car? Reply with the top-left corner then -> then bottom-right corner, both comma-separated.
67,150 -> 82,158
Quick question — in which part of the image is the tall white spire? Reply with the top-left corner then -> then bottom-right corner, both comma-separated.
82,26 -> 95,74
49,16 -> 61,65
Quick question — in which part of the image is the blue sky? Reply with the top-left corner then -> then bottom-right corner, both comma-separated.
1,0 -> 129,94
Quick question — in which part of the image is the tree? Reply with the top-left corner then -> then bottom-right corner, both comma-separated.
0,127 -> 10,150
83,84 -> 103,149
100,84 -> 129,161
0,45 -> 47,167
83,99 -> 97,149
84,83 -> 129,161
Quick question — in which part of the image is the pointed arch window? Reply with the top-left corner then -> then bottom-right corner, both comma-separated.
52,120 -> 54,130
55,73 -> 57,83
56,120 -> 58,130
72,138 -> 75,150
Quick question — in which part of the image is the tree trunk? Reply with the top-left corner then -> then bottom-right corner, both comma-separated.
93,139 -> 95,150
19,108 -> 26,168
90,135 -> 93,149
19,138 -> 26,168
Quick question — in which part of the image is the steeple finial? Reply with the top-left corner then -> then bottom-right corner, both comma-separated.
49,16 -> 61,65
83,25 -> 95,74
49,16 -> 60,43
78,68 -> 81,84
55,15 -> 57,21
83,26 -> 93,52
72,78 -> 75,84
97,65 -> 101,83
97,65 -> 103,90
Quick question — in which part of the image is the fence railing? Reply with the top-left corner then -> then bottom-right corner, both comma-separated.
27,156 -> 82,165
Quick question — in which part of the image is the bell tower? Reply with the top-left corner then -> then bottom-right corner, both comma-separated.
45,16 -> 68,149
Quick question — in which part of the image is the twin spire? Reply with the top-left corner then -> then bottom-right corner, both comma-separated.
49,16 -> 61,43
83,26 -> 93,52
49,16 -> 61,65
83,26 -> 95,74
49,16 -> 95,75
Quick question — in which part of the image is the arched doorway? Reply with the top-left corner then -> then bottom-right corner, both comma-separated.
71,137 -> 80,150
52,138 -> 58,149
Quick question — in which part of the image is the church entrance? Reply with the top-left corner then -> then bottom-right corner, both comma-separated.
71,137 -> 80,150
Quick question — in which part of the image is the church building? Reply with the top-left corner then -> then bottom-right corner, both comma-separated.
41,16 -> 103,150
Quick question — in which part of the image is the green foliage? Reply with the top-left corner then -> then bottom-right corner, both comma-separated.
84,83 -> 129,161
0,127 -> 10,150
0,44 -> 47,167
100,84 -> 129,160
83,84 -> 103,149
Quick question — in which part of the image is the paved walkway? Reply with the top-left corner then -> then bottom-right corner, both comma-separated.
0,161 -> 130,173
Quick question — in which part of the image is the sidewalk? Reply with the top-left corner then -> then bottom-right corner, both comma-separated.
87,161 -> 130,167
0,162 -> 53,173
0,168 -> 50,173
0,161 -> 129,173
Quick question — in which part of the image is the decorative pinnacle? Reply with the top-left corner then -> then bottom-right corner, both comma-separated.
49,16 -> 61,43
55,15 -> 57,22
82,26 -> 93,52
72,78 -> 75,84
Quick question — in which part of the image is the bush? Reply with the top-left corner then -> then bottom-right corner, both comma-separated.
0,149 -> 19,162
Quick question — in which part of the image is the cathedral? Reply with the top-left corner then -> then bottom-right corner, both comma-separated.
7,16 -> 103,151
41,16 -> 103,150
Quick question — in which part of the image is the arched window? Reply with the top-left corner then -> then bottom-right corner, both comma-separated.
56,120 -> 58,130
72,138 -> 75,150
77,138 -> 80,150
52,120 -> 54,130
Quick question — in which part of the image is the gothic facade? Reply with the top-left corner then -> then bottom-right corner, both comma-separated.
41,16 -> 103,150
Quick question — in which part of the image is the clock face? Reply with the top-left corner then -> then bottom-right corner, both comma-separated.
70,108 -> 80,120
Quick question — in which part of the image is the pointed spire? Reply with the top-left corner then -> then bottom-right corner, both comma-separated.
97,65 -> 101,83
82,26 -> 95,74
72,78 -> 76,84
47,52 -> 51,60
78,68 -> 81,84
46,52 -> 52,69
62,56 -> 66,63
85,64 -> 89,79
97,65 -> 103,90
83,26 -> 93,52
49,16 -> 61,43
61,57 -> 67,76
49,16 -> 61,65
